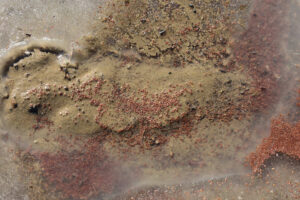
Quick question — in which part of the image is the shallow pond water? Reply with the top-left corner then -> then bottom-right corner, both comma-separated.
0,0 -> 299,200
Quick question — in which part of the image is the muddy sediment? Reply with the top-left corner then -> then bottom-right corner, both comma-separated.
0,0 -> 299,199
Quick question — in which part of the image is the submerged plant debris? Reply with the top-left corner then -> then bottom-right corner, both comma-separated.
0,0 -> 299,200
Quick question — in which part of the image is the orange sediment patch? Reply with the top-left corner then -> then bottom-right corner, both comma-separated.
233,0 -> 290,112
248,117 -> 300,173
33,136 -> 121,199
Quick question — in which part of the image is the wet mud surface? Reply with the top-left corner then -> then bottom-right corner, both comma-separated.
0,0 -> 299,200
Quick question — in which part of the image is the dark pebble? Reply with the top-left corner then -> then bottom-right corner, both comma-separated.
28,104 -> 40,115
225,80 -> 232,84
159,30 -> 166,36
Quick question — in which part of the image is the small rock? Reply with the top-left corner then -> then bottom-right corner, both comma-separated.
140,19 -> 146,23
126,64 -> 132,70
28,104 -> 40,114
11,100 -> 18,108
44,85 -> 51,91
225,79 -> 232,84
12,102 -> 18,108
159,30 -> 166,36
191,105 -> 197,111
13,63 -> 18,70
24,51 -> 31,56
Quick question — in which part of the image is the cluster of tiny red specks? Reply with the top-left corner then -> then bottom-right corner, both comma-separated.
113,84 -> 189,128
69,77 -> 108,126
175,116 -> 193,136
248,117 -> 300,174
70,77 -> 105,102
34,135 -> 119,200
32,116 -> 53,132
69,77 -> 190,133
232,0 -> 289,113
66,77 -> 189,128
115,87 -> 183,115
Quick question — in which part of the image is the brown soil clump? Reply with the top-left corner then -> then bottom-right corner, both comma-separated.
0,0 -> 254,146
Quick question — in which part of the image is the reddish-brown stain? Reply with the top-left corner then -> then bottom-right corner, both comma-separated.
34,136 -> 119,199
248,117 -> 300,173
233,0 -> 290,112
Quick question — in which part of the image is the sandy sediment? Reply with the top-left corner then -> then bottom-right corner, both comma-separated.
0,0 -> 299,199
